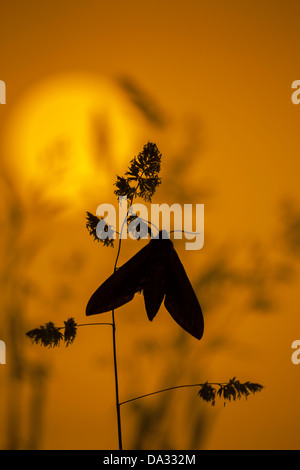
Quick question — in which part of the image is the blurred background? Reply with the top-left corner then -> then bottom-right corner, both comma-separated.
0,0 -> 300,450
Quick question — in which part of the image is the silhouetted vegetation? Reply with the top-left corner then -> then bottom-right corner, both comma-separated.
26,142 -> 263,450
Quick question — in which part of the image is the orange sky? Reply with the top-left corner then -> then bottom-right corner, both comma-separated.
1,0 -> 300,450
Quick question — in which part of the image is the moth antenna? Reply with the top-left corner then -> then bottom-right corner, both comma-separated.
130,216 -> 159,238
170,230 -> 203,236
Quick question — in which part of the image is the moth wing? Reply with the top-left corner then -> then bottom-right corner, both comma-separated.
86,242 -> 151,316
164,247 -> 204,340
143,265 -> 165,321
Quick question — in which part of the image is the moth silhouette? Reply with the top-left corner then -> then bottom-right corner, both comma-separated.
86,231 -> 204,340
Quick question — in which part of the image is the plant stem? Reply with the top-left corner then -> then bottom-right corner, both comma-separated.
111,232 -> 124,450
110,193 -> 139,450
119,382 -> 226,406
111,308 -> 123,450
59,322 -> 113,329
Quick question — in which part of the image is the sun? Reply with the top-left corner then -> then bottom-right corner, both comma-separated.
2,72 -> 139,207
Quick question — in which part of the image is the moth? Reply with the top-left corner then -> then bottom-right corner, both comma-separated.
86,230 -> 204,340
